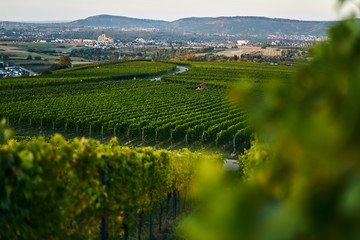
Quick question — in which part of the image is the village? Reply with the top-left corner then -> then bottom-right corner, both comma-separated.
0,61 -> 38,78
50,33 -> 321,49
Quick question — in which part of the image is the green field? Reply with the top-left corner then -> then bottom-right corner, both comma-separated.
0,60 -> 176,89
162,61 -> 294,87
0,60 -> 294,155
0,42 -> 92,72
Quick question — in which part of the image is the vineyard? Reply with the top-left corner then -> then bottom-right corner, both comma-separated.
162,61 -> 294,87
0,61 -> 176,90
2,3 -> 360,239
0,60 -> 294,154
0,120 -> 222,239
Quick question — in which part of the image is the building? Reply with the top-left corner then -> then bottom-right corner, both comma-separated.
83,39 -> 95,44
98,34 -> 114,43
271,40 -> 281,46
196,83 -> 209,90
135,38 -> 146,43
237,40 -> 250,46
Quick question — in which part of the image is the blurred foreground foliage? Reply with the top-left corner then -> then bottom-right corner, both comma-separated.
179,17 -> 360,240
0,118 -> 222,239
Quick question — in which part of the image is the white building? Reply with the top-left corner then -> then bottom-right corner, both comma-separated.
237,40 -> 250,46
135,38 -> 146,43
271,40 -> 281,46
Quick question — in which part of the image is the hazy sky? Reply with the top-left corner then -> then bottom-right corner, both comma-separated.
0,0 -> 358,22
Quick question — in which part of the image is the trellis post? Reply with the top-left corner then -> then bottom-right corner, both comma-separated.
100,155 -> 108,240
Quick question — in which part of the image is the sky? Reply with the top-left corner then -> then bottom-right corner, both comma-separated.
0,0 -> 359,22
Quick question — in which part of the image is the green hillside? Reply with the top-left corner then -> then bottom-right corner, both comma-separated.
0,60 -> 294,155
69,15 -> 335,36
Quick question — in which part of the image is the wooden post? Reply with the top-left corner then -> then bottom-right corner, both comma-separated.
76,125 -> 79,137
158,203 -> 163,232
142,129 -> 144,144
89,125 -> 92,138
170,132 -> 173,147
201,132 -> 205,148
114,127 -> 116,137
185,133 -> 188,148
138,214 -> 143,240
101,155 -> 108,240
123,223 -> 129,240
101,125 -> 104,142
149,213 -> 153,240
173,191 -> 177,218
233,136 -> 236,153
52,121 -> 55,134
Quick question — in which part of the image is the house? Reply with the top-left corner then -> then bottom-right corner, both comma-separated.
196,83 -> 209,90
271,40 -> 281,46
135,38 -> 146,43
237,40 -> 250,46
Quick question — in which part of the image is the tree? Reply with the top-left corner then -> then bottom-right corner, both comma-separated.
58,56 -> 72,68
40,69 -> 52,75
26,55 -> 32,60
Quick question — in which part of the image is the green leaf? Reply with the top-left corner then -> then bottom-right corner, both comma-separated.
19,150 -> 34,170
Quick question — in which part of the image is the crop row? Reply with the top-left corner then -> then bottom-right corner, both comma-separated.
162,61 -> 294,87
0,60 -> 176,90
0,120 -> 222,239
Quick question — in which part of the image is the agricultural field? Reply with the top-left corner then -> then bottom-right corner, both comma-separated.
0,60 -> 176,89
217,46 -> 283,57
162,61 -> 294,87
0,41 -> 92,72
0,60 -> 294,156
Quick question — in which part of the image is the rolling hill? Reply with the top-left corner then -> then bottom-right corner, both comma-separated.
67,15 -> 335,36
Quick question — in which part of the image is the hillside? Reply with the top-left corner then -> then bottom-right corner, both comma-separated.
68,14 -> 168,29
170,16 -> 334,35
68,15 -> 335,36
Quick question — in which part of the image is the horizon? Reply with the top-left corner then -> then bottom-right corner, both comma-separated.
1,0 -> 359,23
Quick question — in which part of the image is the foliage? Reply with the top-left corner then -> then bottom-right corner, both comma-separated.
179,17 -> 360,240
58,56 -> 72,67
0,119 -> 221,239
0,61 -> 265,148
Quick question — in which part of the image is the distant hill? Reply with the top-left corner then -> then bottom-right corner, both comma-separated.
68,15 -> 168,29
170,17 -> 334,36
67,15 -> 336,36
0,15 -> 339,36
